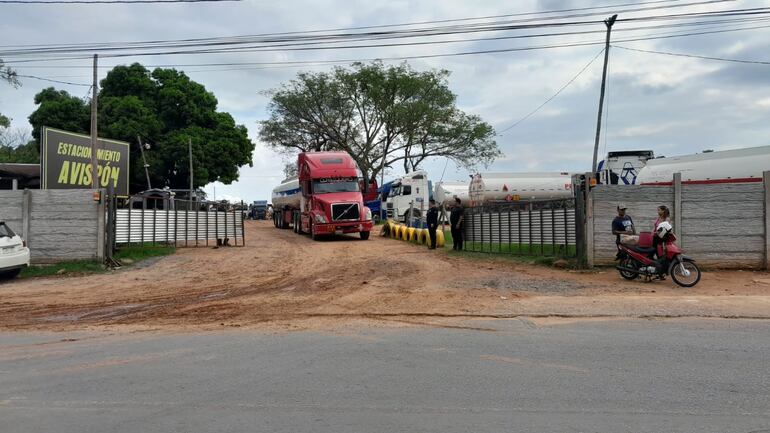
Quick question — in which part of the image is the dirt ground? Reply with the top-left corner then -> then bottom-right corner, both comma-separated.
1,220 -> 769,331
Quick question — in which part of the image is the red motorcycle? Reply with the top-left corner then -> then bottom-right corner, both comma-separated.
616,223 -> 701,287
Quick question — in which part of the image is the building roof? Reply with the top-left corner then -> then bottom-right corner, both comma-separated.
0,163 -> 40,179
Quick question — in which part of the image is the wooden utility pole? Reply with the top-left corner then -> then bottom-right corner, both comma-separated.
90,54 -> 99,189
591,14 -> 617,175
136,135 -> 152,190
188,137 -> 194,202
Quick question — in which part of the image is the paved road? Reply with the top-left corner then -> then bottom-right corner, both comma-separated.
2,319 -> 769,433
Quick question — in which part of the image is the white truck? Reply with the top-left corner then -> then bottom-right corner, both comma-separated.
385,170 -> 431,223
598,146 -> 770,185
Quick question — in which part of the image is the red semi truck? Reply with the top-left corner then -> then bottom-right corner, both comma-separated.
271,151 -> 373,240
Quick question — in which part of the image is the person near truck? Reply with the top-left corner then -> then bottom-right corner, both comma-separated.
426,199 -> 439,250
450,197 -> 465,251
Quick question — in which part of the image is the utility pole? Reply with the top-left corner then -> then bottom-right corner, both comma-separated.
188,137 -> 194,202
136,134 -> 152,190
591,14 -> 617,175
90,54 -> 99,190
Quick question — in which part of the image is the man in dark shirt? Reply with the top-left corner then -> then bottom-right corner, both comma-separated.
611,203 -> 635,244
450,197 -> 465,251
426,199 -> 439,249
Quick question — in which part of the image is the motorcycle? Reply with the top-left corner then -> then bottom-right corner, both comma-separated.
615,223 -> 701,287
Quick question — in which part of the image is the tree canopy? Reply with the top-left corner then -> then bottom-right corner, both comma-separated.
27,63 -> 255,193
259,61 -> 500,187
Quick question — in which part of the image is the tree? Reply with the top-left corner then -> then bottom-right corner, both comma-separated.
1,58 -> 20,132
28,63 -> 255,193
0,127 -> 36,163
259,61 -> 500,190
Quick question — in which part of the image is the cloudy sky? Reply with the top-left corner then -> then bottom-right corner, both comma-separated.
2,0 -> 769,203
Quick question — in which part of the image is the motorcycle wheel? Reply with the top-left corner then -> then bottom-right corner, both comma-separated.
669,260 -> 701,287
619,258 -> 638,280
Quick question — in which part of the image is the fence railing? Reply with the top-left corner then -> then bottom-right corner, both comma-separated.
110,197 -> 245,247
462,206 -> 577,257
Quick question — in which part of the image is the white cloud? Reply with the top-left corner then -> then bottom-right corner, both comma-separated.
2,0 -> 769,203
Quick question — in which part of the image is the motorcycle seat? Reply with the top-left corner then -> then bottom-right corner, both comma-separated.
630,246 -> 656,255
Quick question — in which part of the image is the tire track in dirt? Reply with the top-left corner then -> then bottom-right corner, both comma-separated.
1,220 -> 768,330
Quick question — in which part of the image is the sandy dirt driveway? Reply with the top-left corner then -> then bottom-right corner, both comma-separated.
1,220 -> 769,331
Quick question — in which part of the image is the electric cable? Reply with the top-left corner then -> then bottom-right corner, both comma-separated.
497,48 -> 606,135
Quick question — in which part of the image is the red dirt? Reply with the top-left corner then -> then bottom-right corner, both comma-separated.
1,220 -> 768,331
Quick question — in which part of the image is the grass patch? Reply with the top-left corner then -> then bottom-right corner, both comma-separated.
19,245 -> 176,279
20,260 -> 105,278
115,245 -> 175,262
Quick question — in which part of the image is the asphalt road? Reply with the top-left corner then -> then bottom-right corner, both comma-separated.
2,319 -> 769,433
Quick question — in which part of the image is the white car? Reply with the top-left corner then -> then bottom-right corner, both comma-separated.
0,222 -> 30,279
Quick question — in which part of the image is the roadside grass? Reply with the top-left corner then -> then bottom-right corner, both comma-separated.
19,245 -> 175,279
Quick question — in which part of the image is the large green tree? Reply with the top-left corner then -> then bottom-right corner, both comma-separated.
259,61 -> 500,188
28,63 -> 255,193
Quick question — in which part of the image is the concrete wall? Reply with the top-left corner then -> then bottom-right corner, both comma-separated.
0,189 -> 104,263
591,175 -> 768,269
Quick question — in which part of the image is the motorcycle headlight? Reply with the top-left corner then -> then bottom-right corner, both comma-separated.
314,213 -> 328,224
365,208 -> 372,221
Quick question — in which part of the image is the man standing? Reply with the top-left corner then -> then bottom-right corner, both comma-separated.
611,203 -> 635,244
450,197 -> 465,251
426,199 -> 439,249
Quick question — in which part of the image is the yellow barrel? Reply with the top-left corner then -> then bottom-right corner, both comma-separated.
417,229 -> 428,244
436,230 -> 445,247
401,225 -> 409,241
407,227 -> 416,242
391,223 -> 399,239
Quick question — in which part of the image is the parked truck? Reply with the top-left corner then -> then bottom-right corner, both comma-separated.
250,200 -> 268,219
598,145 -> 770,185
271,151 -> 373,240
468,172 -> 573,207
385,170 -> 432,223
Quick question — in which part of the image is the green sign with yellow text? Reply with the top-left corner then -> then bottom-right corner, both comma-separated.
41,127 -> 130,196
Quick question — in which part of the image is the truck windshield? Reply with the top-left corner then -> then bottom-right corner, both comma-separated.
313,179 -> 360,194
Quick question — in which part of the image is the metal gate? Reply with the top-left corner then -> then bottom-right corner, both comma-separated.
462,202 -> 576,257
107,195 -> 245,249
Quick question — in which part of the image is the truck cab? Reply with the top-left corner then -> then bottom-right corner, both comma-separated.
385,170 -> 432,224
297,152 -> 373,240
598,150 -> 655,185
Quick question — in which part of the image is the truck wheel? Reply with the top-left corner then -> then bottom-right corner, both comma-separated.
296,213 -> 303,234
360,231 -> 370,240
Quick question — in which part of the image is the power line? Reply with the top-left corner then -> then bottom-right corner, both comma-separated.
497,48 -> 606,135
0,0 -> 239,3
7,14 -> 770,70
612,44 -> 770,65
9,20 -> 770,75
16,73 -> 91,86
0,1 -> 748,59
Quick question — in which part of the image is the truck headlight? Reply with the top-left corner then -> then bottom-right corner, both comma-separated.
314,213 -> 328,224
365,208 -> 372,221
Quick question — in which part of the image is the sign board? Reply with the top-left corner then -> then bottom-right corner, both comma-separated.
41,127 -> 130,196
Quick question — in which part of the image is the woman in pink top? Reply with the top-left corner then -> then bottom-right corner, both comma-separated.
653,205 -> 672,260
654,205 -> 671,231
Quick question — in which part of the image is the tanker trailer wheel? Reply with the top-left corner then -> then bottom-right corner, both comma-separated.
360,231 -> 370,240
296,212 -> 303,234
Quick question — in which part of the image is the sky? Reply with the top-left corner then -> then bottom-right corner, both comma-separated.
2,0 -> 770,203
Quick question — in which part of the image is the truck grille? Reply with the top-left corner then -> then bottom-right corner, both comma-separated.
332,203 -> 360,221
